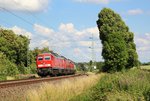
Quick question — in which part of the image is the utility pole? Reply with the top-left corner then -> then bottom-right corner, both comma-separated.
89,33 -> 96,70
27,35 -> 30,67
91,33 -> 95,63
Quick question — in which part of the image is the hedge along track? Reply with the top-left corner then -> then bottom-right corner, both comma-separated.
0,74 -> 87,89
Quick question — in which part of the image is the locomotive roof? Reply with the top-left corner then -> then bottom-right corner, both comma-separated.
39,52 -> 74,62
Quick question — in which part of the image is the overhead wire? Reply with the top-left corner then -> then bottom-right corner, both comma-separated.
0,6 -> 101,62
0,6 -> 101,49
13,1 -> 51,26
0,6 -> 55,49
0,7 -> 33,26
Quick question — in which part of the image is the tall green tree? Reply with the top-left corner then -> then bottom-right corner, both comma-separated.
97,8 -> 138,72
0,28 -> 30,67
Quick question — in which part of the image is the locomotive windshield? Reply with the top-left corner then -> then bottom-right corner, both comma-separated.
38,57 -> 43,61
45,56 -> 51,60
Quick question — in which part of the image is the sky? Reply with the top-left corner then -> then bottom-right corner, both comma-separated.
0,0 -> 150,63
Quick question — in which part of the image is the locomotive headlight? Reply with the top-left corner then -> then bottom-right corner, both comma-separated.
46,64 -> 51,66
38,64 -> 43,67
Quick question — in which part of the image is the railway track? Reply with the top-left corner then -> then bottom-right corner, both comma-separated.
0,74 -> 86,89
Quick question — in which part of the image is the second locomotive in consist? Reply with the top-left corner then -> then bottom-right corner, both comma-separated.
36,52 -> 76,77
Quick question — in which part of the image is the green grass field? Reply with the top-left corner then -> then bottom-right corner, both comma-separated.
71,69 -> 150,101
140,65 -> 150,70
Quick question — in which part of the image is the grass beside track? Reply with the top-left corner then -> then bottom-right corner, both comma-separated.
71,69 -> 150,101
140,65 -> 150,70
26,74 -> 104,101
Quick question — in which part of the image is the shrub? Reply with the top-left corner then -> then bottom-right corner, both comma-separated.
143,87 -> 150,101
0,52 -> 19,80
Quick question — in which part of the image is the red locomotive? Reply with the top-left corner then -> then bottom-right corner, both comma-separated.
36,52 -> 76,77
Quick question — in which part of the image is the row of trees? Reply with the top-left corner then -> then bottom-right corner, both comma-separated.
97,8 -> 139,72
0,29 -> 31,79
0,28 -> 53,80
0,29 -> 29,66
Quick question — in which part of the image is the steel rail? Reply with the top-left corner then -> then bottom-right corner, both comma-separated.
0,74 -> 86,89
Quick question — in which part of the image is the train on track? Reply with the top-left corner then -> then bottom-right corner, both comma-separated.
36,52 -> 76,77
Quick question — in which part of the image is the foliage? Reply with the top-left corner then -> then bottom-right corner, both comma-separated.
76,63 -> 88,72
71,69 -> 150,101
97,8 -> 139,72
88,60 -> 93,72
0,52 -> 19,80
96,62 -> 104,72
0,28 -> 38,79
143,88 -> 150,101
0,28 -> 29,67
142,62 -> 150,66
102,33 -> 128,72
29,63 -> 37,74
0,28 -> 51,76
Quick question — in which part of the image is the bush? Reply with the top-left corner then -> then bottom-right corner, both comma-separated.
29,63 -> 37,74
143,88 -> 150,101
0,52 -> 19,80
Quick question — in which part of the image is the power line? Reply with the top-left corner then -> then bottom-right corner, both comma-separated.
13,1 -> 51,26
0,7 -> 33,26
0,7 -> 34,67
0,6 -> 100,62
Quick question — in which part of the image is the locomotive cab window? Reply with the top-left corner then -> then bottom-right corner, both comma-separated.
45,56 -> 51,60
38,57 -> 43,61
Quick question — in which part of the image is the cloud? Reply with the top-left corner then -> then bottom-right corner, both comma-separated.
73,48 -> 92,61
58,23 -> 99,42
33,23 -> 100,48
84,27 -> 99,38
11,26 -> 32,38
2,23 -> 103,62
74,0 -> 121,4
74,0 -> 110,4
79,41 -> 92,47
145,33 -> 150,38
135,33 -> 150,62
74,48 -> 82,54
135,33 -> 150,48
34,24 -> 55,37
0,0 -> 49,12
59,23 -> 76,33
74,27 -> 99,39
136,38 -> 149,45
127,9 -> 143,15
31,23 -> 150,62
31,23 -> 103,62
137,47 -> 149,51
40,40 -> 49,47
